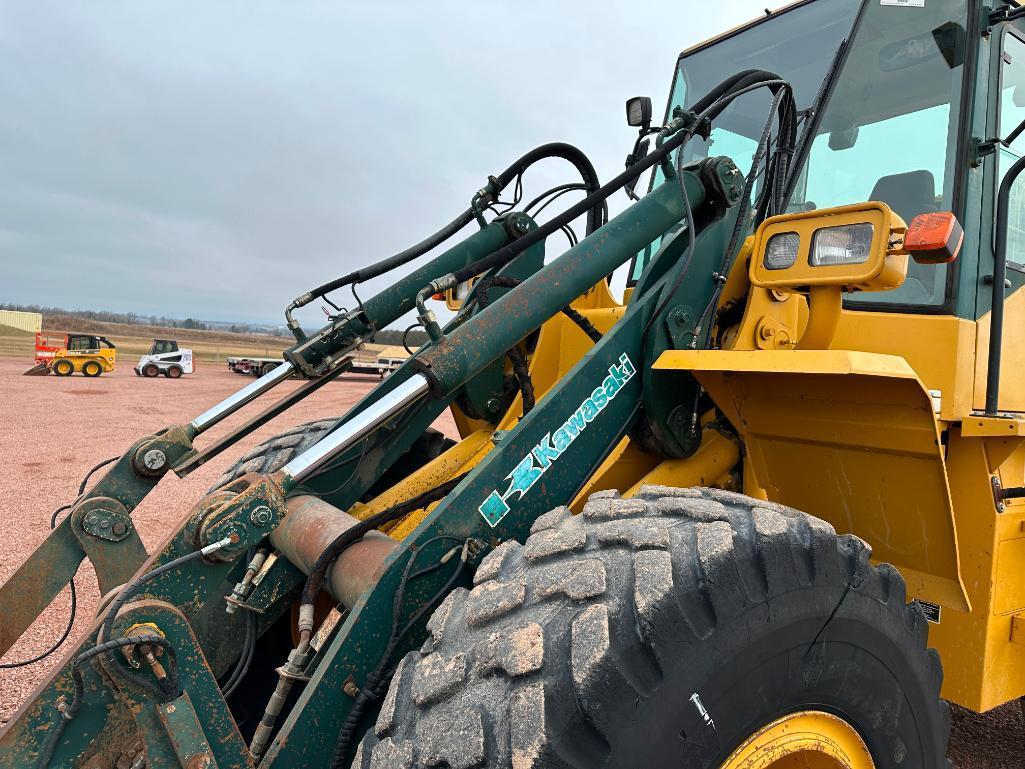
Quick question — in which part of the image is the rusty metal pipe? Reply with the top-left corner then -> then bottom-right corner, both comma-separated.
270,495 -> 398,608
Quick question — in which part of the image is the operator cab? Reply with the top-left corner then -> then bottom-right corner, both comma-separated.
66,334 -> 115,352
632,0 -> 1012,318
150,339 -> 179,356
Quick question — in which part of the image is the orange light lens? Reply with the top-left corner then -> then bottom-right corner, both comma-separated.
905,212 -> 963,264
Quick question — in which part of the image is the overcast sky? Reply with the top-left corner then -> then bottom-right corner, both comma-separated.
0,1 -> 770,327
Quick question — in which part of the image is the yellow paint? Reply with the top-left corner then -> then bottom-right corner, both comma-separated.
625,425 -> 740,496
961,414 -> 1025,437
749,202 -> 908,292
51,347 -> 117,374
569,437 -> 660,512
974,285 -> 1025,413
656,349 -> 969,613
924,429 -> 1025,710
719,711 -> 874,769
830,310 -> 976,422
796,286 -> 842,350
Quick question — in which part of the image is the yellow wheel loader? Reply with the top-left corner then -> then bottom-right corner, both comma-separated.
4,0 -> 1025,766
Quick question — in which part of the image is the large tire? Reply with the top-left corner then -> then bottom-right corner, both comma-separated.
356,486 -> 950,769
82,360 -> 102,377
210,418 -> 455,495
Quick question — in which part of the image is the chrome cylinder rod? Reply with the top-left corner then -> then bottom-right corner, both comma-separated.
190,361 -> 295,434
281,374 -> 431,485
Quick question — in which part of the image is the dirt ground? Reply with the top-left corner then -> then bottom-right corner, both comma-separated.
0,357 -> 1016,765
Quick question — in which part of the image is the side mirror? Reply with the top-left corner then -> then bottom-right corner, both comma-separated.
626,96 -> 653,129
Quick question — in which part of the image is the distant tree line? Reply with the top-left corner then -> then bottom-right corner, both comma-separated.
0,302 -> 284,336
1,302 -> 431,346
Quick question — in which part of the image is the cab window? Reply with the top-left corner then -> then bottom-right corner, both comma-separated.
794,0 -> 969,307
998,30 -> 1025,266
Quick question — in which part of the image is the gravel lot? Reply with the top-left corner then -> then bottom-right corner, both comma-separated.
0,358 -> 1017,765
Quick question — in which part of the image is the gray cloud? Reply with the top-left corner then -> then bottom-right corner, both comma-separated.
0,1 -> 761,325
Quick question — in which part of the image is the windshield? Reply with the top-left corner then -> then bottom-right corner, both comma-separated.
793,0 -> 969,307
630,0 -> 858,283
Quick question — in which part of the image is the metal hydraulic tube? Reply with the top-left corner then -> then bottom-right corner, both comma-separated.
280,374 -> 432,485
414,173 -> 708,396
190,361 -> 296,433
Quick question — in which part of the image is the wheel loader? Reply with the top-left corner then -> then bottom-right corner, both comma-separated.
2,0 -> 1025,765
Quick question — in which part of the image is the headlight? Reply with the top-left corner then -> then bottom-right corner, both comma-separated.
764,232 -> 800,270
810,223 -> 874,266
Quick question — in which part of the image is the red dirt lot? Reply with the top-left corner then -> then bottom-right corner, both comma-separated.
0,358 -> 1017,766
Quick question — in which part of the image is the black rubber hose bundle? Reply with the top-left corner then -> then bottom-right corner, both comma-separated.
303,142 -> 602,302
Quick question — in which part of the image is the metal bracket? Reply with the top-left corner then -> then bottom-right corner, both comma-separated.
71,497 -> 149,595
81,503 -> 135,542
993,475 -> 1007,512
156,692 -> 221,769
665,305 -> 694,349
972,137 -> 1002,167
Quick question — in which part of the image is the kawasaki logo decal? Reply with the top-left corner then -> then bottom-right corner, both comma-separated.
478,353 -> 636,527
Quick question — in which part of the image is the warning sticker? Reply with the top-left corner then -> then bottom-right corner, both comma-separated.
881,0 -> 926,7
915,600 -> 942,624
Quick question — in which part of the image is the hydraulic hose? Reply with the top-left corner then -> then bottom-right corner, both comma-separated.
412,72 -> 793,338
492,142 -> 603,235
284,142 -> 603,337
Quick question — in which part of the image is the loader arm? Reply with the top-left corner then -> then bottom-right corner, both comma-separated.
0,148 -> 746,768
0,219 -> 519,662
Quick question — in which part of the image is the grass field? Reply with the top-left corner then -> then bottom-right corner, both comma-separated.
0,318 -> 389,368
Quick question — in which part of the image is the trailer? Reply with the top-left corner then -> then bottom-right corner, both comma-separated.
226,356 -> 283,377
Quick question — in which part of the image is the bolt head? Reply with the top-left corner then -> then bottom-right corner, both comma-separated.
485,397 -> 502,414
112,521 -> 129,536
250,506 -> 273,527
142,449 -> 167,471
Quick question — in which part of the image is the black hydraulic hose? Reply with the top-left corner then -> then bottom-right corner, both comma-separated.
444,71 -> 789,292
285,141 -> 603,336
307,208 -> 476,298
299,474 -> 467,606
447,135 -> 689,287
474,275 -> 603,416
36,634 -> 179,769
492,142 -> 603,235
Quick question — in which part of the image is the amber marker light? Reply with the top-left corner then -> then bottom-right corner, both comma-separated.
904,212 -> 963,264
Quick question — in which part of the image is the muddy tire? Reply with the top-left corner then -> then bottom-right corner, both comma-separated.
166,365 -> 183,378
142,363 -> 159,378
356,486 -> 950,769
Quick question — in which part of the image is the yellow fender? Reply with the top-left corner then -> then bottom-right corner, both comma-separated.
654,348 -> 970,613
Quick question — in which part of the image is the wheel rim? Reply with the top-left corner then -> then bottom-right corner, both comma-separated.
719,711 -> 875,769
